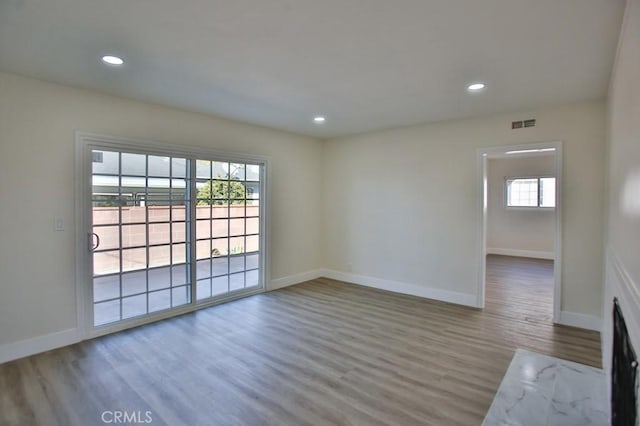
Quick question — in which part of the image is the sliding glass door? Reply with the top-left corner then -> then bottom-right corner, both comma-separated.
83,139 -> 265,331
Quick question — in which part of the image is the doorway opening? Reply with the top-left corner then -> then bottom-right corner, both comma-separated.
476,142 -> 562,323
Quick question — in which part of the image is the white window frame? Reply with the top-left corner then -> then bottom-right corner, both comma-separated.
75,131 -> 270,339
504,175 -> 556,209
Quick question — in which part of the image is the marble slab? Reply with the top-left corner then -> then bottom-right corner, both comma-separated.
482,349 -> 609,426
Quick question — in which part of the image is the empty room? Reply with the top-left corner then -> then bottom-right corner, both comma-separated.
0,1 -> 638,425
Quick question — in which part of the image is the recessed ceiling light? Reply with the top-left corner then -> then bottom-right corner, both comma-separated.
314,116 -> 326,123
467,83 -> 486,92
101,55 -> 124,66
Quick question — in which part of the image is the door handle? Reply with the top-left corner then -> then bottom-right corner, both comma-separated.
89,232 -> 100,251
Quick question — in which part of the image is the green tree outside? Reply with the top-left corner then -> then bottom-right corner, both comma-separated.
197,180 -> 246,205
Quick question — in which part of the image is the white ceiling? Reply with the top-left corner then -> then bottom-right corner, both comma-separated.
0,0 -> 625,138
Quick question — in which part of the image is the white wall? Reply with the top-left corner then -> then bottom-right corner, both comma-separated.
487,155 -> 555,258
323,100 -> 606,319
0,71 -> 324,348
603,0 -> 640,381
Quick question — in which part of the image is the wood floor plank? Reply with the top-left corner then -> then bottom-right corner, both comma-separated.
0,255 -> 601,425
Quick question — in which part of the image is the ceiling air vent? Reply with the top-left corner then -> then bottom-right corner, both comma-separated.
524,119 -> 536,128
512,121 -> 523,129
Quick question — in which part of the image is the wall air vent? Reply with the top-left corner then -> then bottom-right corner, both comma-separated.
511,119 -> 536,129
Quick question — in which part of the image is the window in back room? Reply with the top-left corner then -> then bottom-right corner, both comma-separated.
506,177 -> 556,208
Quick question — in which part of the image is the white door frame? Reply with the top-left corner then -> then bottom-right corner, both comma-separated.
476,141 -> 563,323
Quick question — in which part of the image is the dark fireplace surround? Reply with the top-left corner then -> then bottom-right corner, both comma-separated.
612,297 -> 638,426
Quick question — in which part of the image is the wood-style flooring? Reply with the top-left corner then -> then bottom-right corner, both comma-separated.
0,255 -> 601,425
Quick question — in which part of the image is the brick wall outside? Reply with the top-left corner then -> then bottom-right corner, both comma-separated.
93,205 -> 260,275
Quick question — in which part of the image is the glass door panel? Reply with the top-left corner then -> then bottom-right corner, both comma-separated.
91,150 -> 191,326
194,160 -> 262,302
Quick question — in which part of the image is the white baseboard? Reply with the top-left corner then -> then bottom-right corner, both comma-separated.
320,269 -> 478,308
557,311 -> 602,332
0,328 -> 80,365
269,269 -> 324,290
487,248 -> 554,260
